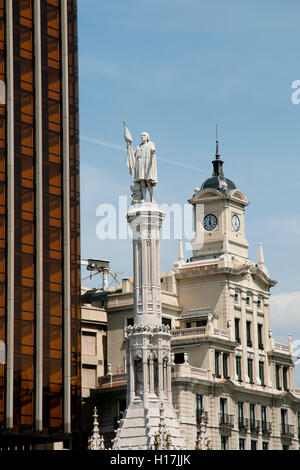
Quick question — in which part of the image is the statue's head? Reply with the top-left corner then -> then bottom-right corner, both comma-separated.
141,132 -> 150,143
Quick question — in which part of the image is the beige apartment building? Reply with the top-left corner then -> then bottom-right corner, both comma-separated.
83,146 -> 300,450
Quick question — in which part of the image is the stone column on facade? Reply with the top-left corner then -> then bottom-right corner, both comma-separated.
129,350 -> 135,403
163,360 -> 167,399
143,339 -> 149,404
149,358 -> 154,395
252,295 -> 260,384
158,346 -> 164,402
240,290 -> 249,382
167,359 -> 172,400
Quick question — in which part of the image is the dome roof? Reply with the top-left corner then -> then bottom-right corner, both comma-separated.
200,139 -> 236,193
201,175 -> 236,192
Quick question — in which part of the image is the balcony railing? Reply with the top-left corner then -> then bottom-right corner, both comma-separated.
250,419 -> 260,433
196,409 -> 208,425
170,326 -> 229,339
238,417 -> 249,431
219,413 -> 234,427
281,423 -> 294,437
274,342 -> 289,353
261,421 -> 272,435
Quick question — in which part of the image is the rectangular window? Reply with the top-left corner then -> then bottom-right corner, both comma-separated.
281,409 -> 288,435
215,351 -> 220,377
258,324 -> 263,349
276,365 -> 281,390
238,402 -> 244,420
261,406 -> 266,423
246,321 -> 252,347
246,296 -> 250,306
236,356 -> 242,381
262,442 -> 268,450
223,353 -> 228,379
174,353 -> 184,364
186,322 -> 192,328
239,438 -> 245,450
82,332 -> 96,356
82,365 -> 96,390
127,317 -> 134,327
283,367 -> 288,391
196,394 -> 202,411
220,398 -> 226,417
250,403 -> 255,422
238,402 -> 244,428
248,358 -> 253,383
257,299 -> 262,309
196,394 -> 203,424
221,436 -> 227,450
162,317 -> 172,328
235,318 -> 240,343
196,320 -> 207,327
234,292 -> 239,303
259,361 -> 265,386
251,440 -> 257,451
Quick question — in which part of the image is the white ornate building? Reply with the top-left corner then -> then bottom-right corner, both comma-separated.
85,142 -> 300,450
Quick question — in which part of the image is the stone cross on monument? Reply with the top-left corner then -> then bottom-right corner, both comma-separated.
111,125 -> 186,450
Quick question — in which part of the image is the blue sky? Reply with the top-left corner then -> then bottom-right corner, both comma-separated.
78,1 -> 300,384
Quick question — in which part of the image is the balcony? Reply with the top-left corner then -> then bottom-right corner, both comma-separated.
238,417 -> 249,431
250,419 -> 260,434
171,326 -> 230,340
196,410 -> 208,425
281,423 -> 294,437
261,421 -> 272,435
219,413 -> 234,428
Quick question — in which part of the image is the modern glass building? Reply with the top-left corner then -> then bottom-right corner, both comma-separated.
0,0 -> 80,450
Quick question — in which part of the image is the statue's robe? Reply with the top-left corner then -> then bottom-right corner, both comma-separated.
134,141 -> 157,185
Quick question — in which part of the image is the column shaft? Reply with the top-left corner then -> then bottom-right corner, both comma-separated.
5,0 -> 14,431
61,0 -> 71,434
34,0 -> 43,432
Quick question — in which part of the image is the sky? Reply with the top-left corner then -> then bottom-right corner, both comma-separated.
78,1 -> 300,385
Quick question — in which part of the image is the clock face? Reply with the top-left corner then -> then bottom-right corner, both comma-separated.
203,214 -> 218,231
232,214 -> 240,232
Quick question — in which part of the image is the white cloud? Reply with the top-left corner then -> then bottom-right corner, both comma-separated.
270,291 -> 300,338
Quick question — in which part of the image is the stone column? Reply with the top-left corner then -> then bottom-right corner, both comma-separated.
158,345 -> 164,402
252,296 -> 260,384
167,360 -> 172,400
129,350 -> 135,402
240,290 -> 249,382
143,343 -> 149,404
149,358 -> 154,395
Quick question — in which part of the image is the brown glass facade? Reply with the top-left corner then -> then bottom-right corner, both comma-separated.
0,0 -> 80,449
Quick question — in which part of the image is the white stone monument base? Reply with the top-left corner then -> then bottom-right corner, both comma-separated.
112,398 -> 186,450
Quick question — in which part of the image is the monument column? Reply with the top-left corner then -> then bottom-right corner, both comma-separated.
112,126 -> 186,450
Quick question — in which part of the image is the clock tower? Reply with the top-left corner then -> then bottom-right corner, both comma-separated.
189,140 -> 250,264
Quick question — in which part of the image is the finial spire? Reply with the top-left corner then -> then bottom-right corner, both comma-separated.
177,238 -> 184,264
223,231 -> 229,254
212,125 -> 224,177
215,124 -> 220,160
88,407 -> 105,450
258,242 -> 264,266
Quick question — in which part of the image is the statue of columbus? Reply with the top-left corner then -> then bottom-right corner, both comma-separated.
124,121 -> 157,202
